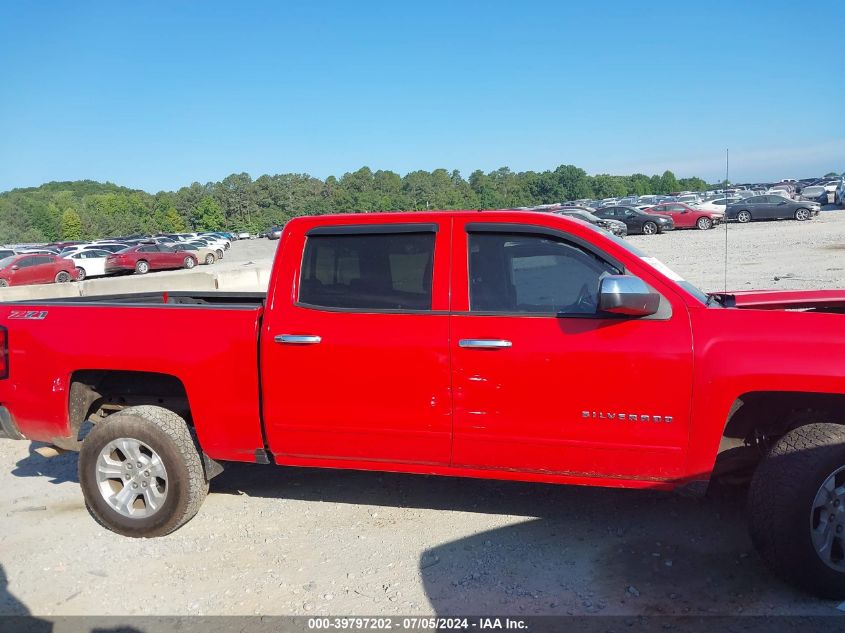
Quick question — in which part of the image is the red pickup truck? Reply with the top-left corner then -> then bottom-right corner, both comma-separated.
1,210 -> 845,598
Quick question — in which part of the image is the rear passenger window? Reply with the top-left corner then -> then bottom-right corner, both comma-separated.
299,232 -> 435,311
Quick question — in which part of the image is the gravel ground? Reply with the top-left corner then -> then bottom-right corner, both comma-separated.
2,210 -> 845,618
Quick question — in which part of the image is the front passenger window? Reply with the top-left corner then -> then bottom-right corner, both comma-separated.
468,232 -> 620,315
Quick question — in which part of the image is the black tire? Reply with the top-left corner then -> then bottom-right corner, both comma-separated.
55,270 -> 72,283
216,249 -> 224,260
79,405 -> 208,537
737,210 -> 752,223
75,267 -> 87,281
642,221 -> 658,235
696,216 -> 713,230
135,260 -> 150,274
183,256 -> 196,269
204,253 -> 216,265
749,423 -> 845,598
0,279 -> 8,288
795,208 -> 811,221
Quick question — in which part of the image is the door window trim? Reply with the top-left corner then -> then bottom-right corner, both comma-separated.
464,223 -> 627,319
295,224 -> 440,315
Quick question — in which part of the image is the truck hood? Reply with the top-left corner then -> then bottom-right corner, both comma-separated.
710,289 -> 845,311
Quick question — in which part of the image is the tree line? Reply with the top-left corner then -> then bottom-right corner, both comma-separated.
0,166 -> 711,243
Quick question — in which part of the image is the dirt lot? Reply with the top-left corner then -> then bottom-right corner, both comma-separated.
2,210 -> 845,618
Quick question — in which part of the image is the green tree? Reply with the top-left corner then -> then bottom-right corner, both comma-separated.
60,208 -> 83,240
195,196 -> 225,230
658,170 -> 680,194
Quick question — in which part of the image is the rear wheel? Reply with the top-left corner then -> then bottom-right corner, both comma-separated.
135,260 -> 150,274
75,267 -> 87,281
795,208 -> 811,221
78,405 -> 208,537
737,210 -> 752,223
183,256 -> 196,269
749,423 -> 845,598
55,271 -> 72,283
696,216 -> 713,230
204,253 -> 216,265
642,221 -> 658,235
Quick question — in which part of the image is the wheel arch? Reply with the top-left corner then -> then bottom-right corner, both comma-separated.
65,369 -> 191,451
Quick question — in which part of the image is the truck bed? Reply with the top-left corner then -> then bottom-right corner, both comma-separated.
5,291 -> 266,308
0,292 -> 266,461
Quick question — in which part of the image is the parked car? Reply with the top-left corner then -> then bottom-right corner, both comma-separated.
694,197 -> 741,213
267,226 -> 283,240
188,240 -> 224,260
0,253 -> 79,287
593,205 -> 675,234
725,195 -> 821,222
675,194 -> 701,205
646,203 -> 723,230
800,186 -> 829,204
555,208 -> 627,237
104,244 -> 199,275
64,249 -> 114,280
238,232 -> 251,240
836,180 -> 845,208
0,249 -> 17,260
172,243 -> 218,266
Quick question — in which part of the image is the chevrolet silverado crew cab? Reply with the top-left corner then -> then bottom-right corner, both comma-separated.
2,210 -> 845,598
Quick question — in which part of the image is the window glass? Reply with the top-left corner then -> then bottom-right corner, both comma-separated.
138,245 -> 158,253
468,232 -> 619,315
299,232 -> 435,311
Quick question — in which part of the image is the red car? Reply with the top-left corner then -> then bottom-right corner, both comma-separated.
4,211 -> 845,597
105,244 -> 199,275
0,253 -> 79,287
645,202 -> 723,230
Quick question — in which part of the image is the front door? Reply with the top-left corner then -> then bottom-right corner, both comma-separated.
261,220 -> 453,466
449,218 -> 694,481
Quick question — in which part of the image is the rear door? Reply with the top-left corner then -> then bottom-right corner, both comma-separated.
449,217 -> 694,481
261,219 -> 453,465
137,245 -> 162,268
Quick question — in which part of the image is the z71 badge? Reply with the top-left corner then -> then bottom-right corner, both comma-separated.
8,310 -> 48,320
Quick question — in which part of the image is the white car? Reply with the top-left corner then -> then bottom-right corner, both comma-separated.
198,234 -> 230,250
766,188 -> 793,199
64,249 -> 112,280
238,232 -> 251,239
676,194 -> 702,204
694,197 -> 740,213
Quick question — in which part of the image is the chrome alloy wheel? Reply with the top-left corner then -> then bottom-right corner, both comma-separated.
811,466 -> 845,570
95,438 -> 168,518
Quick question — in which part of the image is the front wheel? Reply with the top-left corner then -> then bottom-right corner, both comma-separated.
696,217 -> 713,230
183,256 -> 196,269
78,405 -> 208,537
204,253 -> 216,265
216,249 -> 224,260
795,208 -> 811,221
75,267 -> 87,281
55,271 -> 72,283
737,210 -> 752,223
749,423 -> 845,598
642,221 -> 658,235
0,279 -> 8,288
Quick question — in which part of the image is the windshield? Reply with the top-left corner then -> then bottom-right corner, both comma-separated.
0,256 -> 16,270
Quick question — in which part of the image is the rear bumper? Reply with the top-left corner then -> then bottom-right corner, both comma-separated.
0,405 -> 24,440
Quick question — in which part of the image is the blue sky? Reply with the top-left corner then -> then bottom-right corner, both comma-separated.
1,1 -> 842,192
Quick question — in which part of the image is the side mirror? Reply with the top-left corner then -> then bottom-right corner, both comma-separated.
10,265 -> 19,271
599,275 -> 660,317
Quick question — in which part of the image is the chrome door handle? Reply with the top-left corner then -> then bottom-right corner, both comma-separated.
275,334 -> 322,345
458,339 -> 512,349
